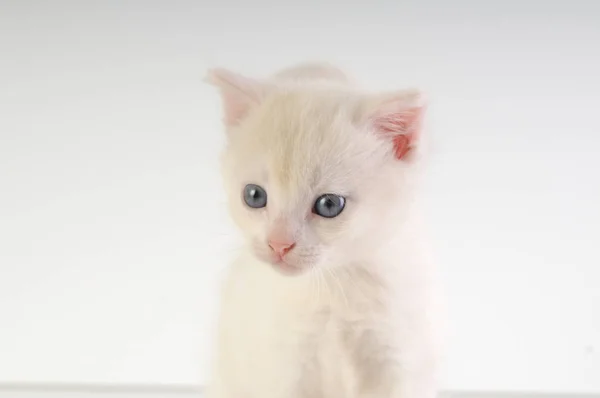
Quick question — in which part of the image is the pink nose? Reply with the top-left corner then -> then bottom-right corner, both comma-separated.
268,240 -> 296,257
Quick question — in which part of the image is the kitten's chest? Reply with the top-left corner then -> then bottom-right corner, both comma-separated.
231,306 -> 355,398
220,268 -> 366,398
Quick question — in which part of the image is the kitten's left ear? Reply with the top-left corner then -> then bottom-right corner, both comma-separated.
363,90 -> 426,160
205,68 -> 267,127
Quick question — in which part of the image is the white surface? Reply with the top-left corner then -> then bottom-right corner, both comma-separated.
1,0 -> 599,393
0,385 -> 596,398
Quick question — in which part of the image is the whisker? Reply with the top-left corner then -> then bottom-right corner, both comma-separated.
315,267 -> 322,304
338,267 -> 368,302
318,268 -> 332,307
309,268 -> 317,305
326,267 -> 349,309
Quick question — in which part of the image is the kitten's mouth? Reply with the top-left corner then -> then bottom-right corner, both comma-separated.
271,258 -> 303,276
251,242 -> 312,276
255,250 -> 304,276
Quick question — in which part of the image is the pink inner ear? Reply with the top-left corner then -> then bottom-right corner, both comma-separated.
221,94 -> 252,126
392,134 -> 411,159
206,68 -> 263,127
372,107 -> 423,160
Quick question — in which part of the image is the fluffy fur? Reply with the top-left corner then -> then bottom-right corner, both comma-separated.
204,63 -> 443,398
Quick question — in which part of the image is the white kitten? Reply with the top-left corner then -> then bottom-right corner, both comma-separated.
204,63 -> 444,398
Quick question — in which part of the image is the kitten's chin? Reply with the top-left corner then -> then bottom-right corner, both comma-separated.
271,259 -> 305,276
253,251 -> 307,276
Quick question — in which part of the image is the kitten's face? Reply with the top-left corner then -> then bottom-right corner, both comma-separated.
208,68 -> 424,275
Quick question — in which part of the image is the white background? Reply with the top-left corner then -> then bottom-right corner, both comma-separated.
1,0 -> 599,393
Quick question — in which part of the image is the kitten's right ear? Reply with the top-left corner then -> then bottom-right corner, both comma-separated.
361,89 -> 426,161
205,68 -> 266,127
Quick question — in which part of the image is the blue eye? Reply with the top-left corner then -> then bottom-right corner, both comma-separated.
313,194 -> 345,218
243,184 -> 267,208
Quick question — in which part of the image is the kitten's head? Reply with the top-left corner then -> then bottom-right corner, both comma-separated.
206,67 -> 426,276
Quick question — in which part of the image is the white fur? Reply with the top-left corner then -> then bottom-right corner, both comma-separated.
205,63 -> 444,398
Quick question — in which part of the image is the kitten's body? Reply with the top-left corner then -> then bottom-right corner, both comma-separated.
206,64 -> 443,398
